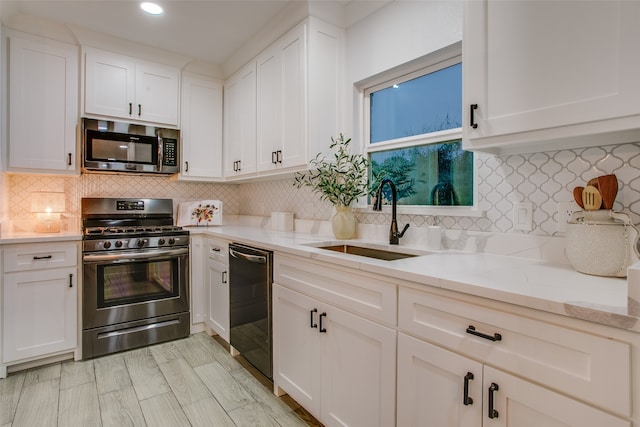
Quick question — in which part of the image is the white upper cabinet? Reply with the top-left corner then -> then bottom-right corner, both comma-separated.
7,34 -> 79,174
84,48 -> 179,126
224,61 -> 258,178
179,73 -> 223,181
256,23 -> 306,172
223,16 -> 344,180
463,0 -> 640,154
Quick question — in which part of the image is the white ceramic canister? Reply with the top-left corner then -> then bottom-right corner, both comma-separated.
271,211 -> 294,232
565,210 -> 640,277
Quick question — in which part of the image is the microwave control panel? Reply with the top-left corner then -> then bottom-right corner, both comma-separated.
163,139 -> 178,166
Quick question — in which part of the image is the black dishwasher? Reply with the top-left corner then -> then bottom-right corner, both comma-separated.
229,243 -> 273,379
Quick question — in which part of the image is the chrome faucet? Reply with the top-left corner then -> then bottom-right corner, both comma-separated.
372,179 -> 410,245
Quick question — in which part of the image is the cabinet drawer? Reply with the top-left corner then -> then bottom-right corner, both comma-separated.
398,287 -> 631,417
3,242 -> 78,272
275,254 -> 396,325
205,237 -> 228,264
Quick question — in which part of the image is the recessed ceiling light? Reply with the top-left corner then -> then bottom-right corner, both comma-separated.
141,2 -> 163,15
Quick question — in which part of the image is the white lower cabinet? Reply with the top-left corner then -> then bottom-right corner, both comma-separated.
204,238 -> 229,341
398,286 -> 632,426
397,333 -> 629,427
397,333 -> 482,427
191,236 -> 230,340
273,284 -> 396,427
189,236 -> 205,326
269,251 -> 637,426
483,366 -> 629,427
1,242 -> 79,377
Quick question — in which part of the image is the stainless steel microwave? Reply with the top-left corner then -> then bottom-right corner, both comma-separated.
82,118 -> 179,174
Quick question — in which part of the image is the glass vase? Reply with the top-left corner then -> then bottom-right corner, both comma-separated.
332,205 -> 356,240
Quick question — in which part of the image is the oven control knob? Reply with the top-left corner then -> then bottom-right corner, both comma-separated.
136,239 -> 147,247
158,238 -> 166,245
103,241 -> 111,249
168,237 -> 176,245
115,240 -> 123,248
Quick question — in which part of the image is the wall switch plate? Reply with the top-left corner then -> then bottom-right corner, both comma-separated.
557,202 -> 577,232
513,202 -> 533,231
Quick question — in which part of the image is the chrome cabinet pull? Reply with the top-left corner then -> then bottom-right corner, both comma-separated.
272,151 -> 277,164
310,308 -> 318,328
466,325 -> 502,342
276,150 -> 282,163
470,104 -> 478,129
488,383 -> 499,419
463,372 -> 474,405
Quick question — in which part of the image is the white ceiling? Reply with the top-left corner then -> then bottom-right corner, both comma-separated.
0,0 -> 386,66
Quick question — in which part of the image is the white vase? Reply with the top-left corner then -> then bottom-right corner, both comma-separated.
332,205 -> 356,239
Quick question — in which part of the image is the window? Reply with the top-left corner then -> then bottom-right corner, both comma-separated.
364,46 -> 475,212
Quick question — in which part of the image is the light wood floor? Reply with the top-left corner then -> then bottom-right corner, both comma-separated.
0,332 -> 322,427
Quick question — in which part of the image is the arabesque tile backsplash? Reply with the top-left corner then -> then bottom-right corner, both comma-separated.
7,142 -> 640,236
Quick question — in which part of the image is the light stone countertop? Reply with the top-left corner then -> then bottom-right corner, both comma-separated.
190,224 -> 639,333
3,224 -> 636,333
0,231 -> 82,244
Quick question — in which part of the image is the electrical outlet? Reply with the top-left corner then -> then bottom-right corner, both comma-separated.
557,202 -> 577,232
513,202 -> 533,231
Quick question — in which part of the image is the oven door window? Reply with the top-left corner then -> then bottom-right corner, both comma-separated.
97,259 -> 179,307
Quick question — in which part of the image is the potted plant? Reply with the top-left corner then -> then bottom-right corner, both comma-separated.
293,134 -> 369,239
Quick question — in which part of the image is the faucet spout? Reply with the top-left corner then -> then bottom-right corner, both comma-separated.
372,179 -> 410,245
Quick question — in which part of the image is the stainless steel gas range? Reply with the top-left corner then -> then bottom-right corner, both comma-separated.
81,198 -> 190,358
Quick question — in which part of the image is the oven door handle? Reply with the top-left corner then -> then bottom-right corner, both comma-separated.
83,247 -> 188,263
229,248 -> 266,264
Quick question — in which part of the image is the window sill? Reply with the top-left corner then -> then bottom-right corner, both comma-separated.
354,205 -> 485,218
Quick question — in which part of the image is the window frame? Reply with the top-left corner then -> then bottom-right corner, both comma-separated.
357,43 -> 483,217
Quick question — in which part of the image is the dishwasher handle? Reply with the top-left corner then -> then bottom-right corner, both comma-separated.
229,247 -> 267,264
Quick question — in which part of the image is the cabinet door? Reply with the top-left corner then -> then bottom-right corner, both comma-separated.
463,0 -> 640,153
256,44 -> 282,172
3,268 -> 77,362
190,236 -> 204,325
135,62 -> 180,125
279,25 -> 306,170
256,24 -> 306,172
9,35 -> 78,173
223,62 -> 257,178
272,284 -> 321,418
205,257 -> 229,341
180,74 -> 223,180
397,333 -> 482,427
85,49 -> 136,120
320,303 -> 396,427
483,366 -> 630,427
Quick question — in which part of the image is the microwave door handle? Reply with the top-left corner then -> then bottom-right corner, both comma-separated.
157,136 -> 163,172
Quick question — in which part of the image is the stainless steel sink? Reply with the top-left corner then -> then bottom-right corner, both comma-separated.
315,244 -> 419,261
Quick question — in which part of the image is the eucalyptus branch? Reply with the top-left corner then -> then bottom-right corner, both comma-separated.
293,134 -> 369,207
